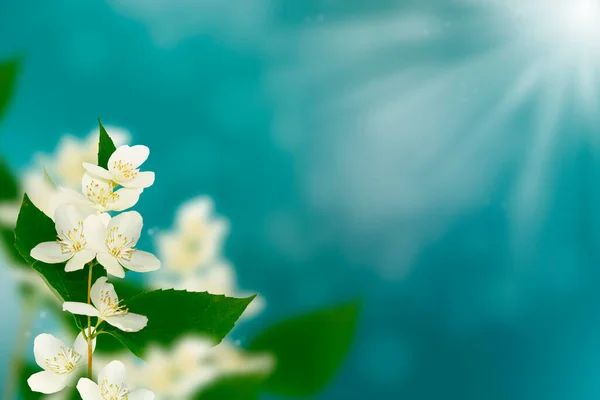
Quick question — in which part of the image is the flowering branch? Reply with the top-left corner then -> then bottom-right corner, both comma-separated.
12,120 -> 254,399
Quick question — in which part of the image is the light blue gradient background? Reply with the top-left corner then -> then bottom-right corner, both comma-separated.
3,0 -> 600,399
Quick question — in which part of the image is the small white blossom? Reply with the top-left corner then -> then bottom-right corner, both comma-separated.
30,205 -> 105,272
63,277 -> 147,332
208,340 -> 274,377
127,337 -> 218,399
28,330 -> 96,394
76,360 -> 154,400
156,196 -> 228,275
95,211 -> 161,278
124,337 -> 273,399
81,173 -> 142,213
83,145 -> 154,189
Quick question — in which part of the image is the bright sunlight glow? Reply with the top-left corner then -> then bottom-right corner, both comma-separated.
564,0 -> 600,42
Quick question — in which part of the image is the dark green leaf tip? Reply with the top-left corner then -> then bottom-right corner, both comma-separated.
97,118 -> 117,169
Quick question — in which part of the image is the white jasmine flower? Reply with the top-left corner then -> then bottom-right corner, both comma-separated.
95,211 -> 161,278
63,277 -> 148,332
209,340 -> 274,377
76,360 -> 154,400
82,173 -> 142,213
127,337 -> 218,399
28,330 -> 96,394
156,196 -> 228,274
30,204 -> 105,272
83,145 -> 154,189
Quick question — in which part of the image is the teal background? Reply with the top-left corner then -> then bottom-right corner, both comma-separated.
3,0 -> 600,399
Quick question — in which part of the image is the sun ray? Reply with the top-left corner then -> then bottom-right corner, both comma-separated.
510,60 -> 570,246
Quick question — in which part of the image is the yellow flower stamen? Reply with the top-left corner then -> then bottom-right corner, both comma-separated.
100,379 -> 129,400
45,345 -> 81,375
57,221 -> 86,254
105,226 -> 136,261
112,159 -> 139,181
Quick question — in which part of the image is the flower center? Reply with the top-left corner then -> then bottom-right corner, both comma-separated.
100,379 -> 129,400
57,221 -> 86,254
99,288 -> 129,317
84,178 -> 120,207
112,159 -> 139,182
105,226 -> 136,261
45,345 -> 81,375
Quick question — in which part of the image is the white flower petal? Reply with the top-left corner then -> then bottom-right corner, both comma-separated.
98,212 -> 111,227
109,145 -> 149,169
121,250 -> 161,273
30,242 -> 72,264
176,196 -> 214,227
73,328 -> 97,356
83,214 -> 108,252
63,302 -> 100,317
54,204 -> 85,234
33,334 -> 68,370
51,188 -> 95,220
129,389 -> 155,400
23,172 -> 59,219
126,171 -> 155,189
76,378 -> 103,400
98,360 -> 127,388
97,253 -> 125,278
110,188 -> 142,212
28,371 -> 69,394
90,276 -> 109,309
105,312 -> 148,332
82,162 -> 112,180
82,173 -> 114,209
65,249 -> 96,272
108,211 -> 143,245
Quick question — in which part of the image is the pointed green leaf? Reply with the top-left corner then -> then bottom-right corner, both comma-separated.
100,290 -> 255,359
248,301 -> 360,396
0,58 -> 19,123
13,195 -> 105,303
97,118 -> 116,169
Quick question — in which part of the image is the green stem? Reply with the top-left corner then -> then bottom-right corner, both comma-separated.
86,262 -> 94,379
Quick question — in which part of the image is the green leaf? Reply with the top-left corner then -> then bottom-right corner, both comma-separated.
0,58 -> 19,123
110,277 -> 148,300
14,194 -> 105,304
100,290 -> 255,359
0,157 -> 19,201
97,118 -> 116,169
194,374 -> 266,400
248,301 -> 360,397
0,157 -> 27,265
18,363 -> 43,400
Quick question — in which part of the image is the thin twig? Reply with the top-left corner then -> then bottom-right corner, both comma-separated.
86,262 -> 94,378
